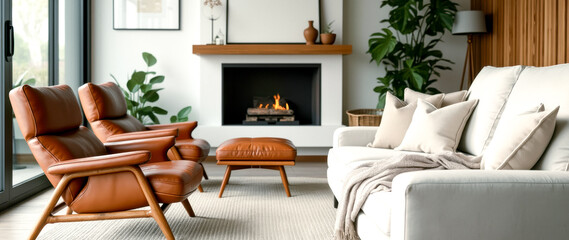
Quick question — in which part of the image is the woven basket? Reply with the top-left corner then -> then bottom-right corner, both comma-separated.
346,109 -> 383,126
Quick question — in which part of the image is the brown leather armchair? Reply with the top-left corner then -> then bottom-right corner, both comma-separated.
78,82 -> 211,191
10,84 -> 203,240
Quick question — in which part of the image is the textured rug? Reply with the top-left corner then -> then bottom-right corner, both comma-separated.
38,176 -> 335,240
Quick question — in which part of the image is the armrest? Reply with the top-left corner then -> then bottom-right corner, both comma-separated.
332,126 -> 378,148
105,136 -> 176,163
47,151 -> 149,175
146,121 -> 197,140
105,128 -> 178,142
390,170 -> 569,240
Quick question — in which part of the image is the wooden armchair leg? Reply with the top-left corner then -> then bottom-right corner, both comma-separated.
66,207 -> 73,215
181,199 -> 196,217
200,163 -> 209,180
29,175 -> 73,240
131,167 -> 175,240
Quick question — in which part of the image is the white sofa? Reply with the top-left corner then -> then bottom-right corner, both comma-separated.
327,64 -> 569,240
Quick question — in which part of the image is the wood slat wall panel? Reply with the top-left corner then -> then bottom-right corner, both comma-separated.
472,0 -> 569,76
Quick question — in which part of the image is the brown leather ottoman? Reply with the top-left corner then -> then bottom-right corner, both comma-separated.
216,137 -> 297,198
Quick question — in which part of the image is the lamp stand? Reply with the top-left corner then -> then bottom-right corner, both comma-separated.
210,18 -> 215,44
459,34 -> 475,90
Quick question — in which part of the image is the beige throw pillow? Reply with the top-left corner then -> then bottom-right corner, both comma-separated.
395,98 -> 478,154
404,88 -> 469,107
369,92 -> 443,149
481,105 -> 559,170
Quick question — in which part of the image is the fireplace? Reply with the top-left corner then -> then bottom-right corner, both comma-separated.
222,64 -> 321,125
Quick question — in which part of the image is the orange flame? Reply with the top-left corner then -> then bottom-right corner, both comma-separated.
257,94 -> 289,110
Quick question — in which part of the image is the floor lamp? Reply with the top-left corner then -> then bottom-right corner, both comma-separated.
452,11 -> 487,90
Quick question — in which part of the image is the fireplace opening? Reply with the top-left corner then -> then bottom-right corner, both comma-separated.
222,64 -> 321,125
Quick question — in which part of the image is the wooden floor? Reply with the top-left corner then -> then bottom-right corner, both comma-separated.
0,160 -> 328,239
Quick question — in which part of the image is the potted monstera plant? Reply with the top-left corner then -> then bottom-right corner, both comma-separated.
112,52 -> 192,124
367,0 -> 458,108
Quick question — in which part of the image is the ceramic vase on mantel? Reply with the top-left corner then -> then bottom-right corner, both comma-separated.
304,20 -> 318,45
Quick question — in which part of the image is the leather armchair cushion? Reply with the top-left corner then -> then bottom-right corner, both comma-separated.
142,160 -> 203,203
105,128 -> 178,142
147,121 -> 198,140
48,151 -> 150,175
90,116 -> 147,142
70,158 -> 203,213
105,136 -> 176,164
10,85 -> 83,141
175,138 -> 211,161
78,82 -> 128,121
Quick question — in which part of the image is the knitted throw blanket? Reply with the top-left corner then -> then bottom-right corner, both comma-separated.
333,152 -> 481,240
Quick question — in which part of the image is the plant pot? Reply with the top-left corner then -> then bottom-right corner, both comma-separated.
304,20 -> 318,45
320,33 -> 336,45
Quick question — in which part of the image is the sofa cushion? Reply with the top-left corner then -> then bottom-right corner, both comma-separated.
360,191 -> 393,236
327,147 -> 406,170
482,105 -> 559,170
458,65 -> 524,156
395,99 -> 478,154
356,211 -> 391,240
370,92 -> 443,149
404,88 -> 469,107
497,64 -> 569,171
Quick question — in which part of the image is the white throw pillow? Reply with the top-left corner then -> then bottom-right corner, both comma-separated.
404,88 -> 469,107
395,98 -> 478,154
458,65 -> 525,156
481,105 -> 559,170
369,92 -> 443,149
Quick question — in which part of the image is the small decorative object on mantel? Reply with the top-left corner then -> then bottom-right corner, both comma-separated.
304,20 -> 318,45
346,109 -> 383,126
320,20 -> 336,45
215,29 -> 225,45
202,0 -> 223,44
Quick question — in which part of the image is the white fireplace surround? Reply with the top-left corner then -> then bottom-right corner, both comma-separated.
194,54 -> 344,150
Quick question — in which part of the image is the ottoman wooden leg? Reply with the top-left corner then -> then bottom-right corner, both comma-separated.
278,166 -> 291,197
197,185 -> 204,192
218,165 -> 233,198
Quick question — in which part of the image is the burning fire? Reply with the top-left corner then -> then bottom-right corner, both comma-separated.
258,94 -> 289,110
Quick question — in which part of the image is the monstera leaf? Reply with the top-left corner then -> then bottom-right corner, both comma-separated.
368,0 -> 457,108
112,52 -> 193,124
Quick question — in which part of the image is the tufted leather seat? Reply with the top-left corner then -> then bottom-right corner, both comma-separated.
78,82 -> 211,191
216,137 -> 296,198
10,84 -> 202,240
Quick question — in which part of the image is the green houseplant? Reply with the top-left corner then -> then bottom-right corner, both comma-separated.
112,52 -> 192,125
367,0 -> 458,108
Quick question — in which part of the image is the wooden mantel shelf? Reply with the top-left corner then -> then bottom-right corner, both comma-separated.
192,44 -> 352,55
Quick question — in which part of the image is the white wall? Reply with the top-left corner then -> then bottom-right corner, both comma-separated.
92,0 -> 471,139
92,0 -> 202,123
342,0 -> 470,123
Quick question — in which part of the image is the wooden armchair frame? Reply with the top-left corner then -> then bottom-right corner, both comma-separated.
30,165 -> 195,240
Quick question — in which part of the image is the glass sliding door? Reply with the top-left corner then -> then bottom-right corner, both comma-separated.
0,0 -> 89,211
11,0 -> 49,186
0,0 -> 10,206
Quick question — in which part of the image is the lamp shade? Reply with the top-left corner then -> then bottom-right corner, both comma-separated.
452,10 -> 487,35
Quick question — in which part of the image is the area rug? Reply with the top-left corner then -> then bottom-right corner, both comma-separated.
38,176 -> 335,240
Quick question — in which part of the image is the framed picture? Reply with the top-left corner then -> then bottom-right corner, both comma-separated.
113,0 -> 180,30
226,0 -> 320,44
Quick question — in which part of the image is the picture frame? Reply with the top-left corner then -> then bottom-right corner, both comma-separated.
113,0 -> 180,30
226,0 -> 320,44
